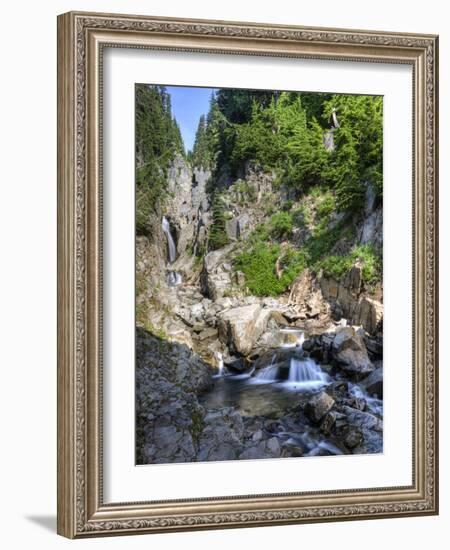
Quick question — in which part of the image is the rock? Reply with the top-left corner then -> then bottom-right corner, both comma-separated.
365,335 -> 383,358
361,367 -> 383,398
344,428 -> 363,449
266,437 -> 281,456
197,408 -> 244,461
305,392 -> 335,423
302,338 -> 315,352
342,406 -> 383,453
197,327 -> 218,341
235,270 -> 246,286
354,297 -> 383,336
252,429 -> 263,441
358,207 -> 383,252
320,411 -> 337,434
225,213 -> 251,240
331,326 -> 373,375
200,246 -> 234,300
218,304 -> 271,355
289,269 -> 330,322
319,269 -> 383,335
343,264 -> 362,294
281,441 -> 304,457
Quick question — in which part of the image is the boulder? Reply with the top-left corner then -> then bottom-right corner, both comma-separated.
218,304 -> 271,355
331,326 -> 374,375
305,391 -> 335,423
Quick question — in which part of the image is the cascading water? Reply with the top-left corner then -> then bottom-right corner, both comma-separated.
161,216 -> 182,286
215,352 -> 225,377
252,330 -> 329,390
253,356 -> 328,390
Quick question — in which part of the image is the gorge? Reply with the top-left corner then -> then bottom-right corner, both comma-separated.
135,84 -> 384,464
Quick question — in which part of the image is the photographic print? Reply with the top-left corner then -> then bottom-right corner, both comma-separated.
135,84 -> 383,465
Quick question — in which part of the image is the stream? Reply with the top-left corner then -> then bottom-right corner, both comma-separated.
200,328 -> 383,457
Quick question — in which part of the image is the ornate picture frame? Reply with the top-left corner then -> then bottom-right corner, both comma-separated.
57,11 -> 439,538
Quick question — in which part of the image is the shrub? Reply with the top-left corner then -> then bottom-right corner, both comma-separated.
235,243 -> 306,296
269,212 -> 293,239
292,205 -> 312,227
281,199 -> 294,212
316,244 -> 381,285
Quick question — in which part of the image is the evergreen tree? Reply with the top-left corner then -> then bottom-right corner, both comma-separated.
135,84 -> 186,234
208,194 -> 229,250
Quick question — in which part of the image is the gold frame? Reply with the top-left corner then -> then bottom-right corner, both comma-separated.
57,11 -> 439,538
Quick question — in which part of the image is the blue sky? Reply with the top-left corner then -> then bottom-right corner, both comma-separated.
167,86 -> 217,152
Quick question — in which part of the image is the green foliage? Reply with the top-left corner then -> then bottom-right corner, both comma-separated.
135,84 -> 185,233
235,243 -> 306,297
292,204 -> 312,227
231,93 -> 329,190
191,115 -> 212,169
208,194 -> 230,250
269,212 -> 293,239
206,89 -> 382,217
323,95 -> 383,210
234,180 -> 257,205
315,189 -> 335,220
316,244 -> 381,285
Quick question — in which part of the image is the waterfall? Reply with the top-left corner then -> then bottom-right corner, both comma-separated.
253,356 -> 328,390
216,352 -> 224,376
162,216 -> 177,263
287,358 -> 328,387
161,216 -> 182,286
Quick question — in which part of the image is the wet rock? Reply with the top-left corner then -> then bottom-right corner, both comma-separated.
302,338 -> 315,352
305,392 -> 335,423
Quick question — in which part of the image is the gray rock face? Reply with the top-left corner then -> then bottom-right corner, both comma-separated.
136,329 -> 213,464
320,274 -> 383,335
288,268 -> 330,322
225,213 -> 251,240
198,408 -> 244,461
359,207 -> 382,252
217,304 -> 271,355
200,246 -> 234,300
331,326 -> 374,375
